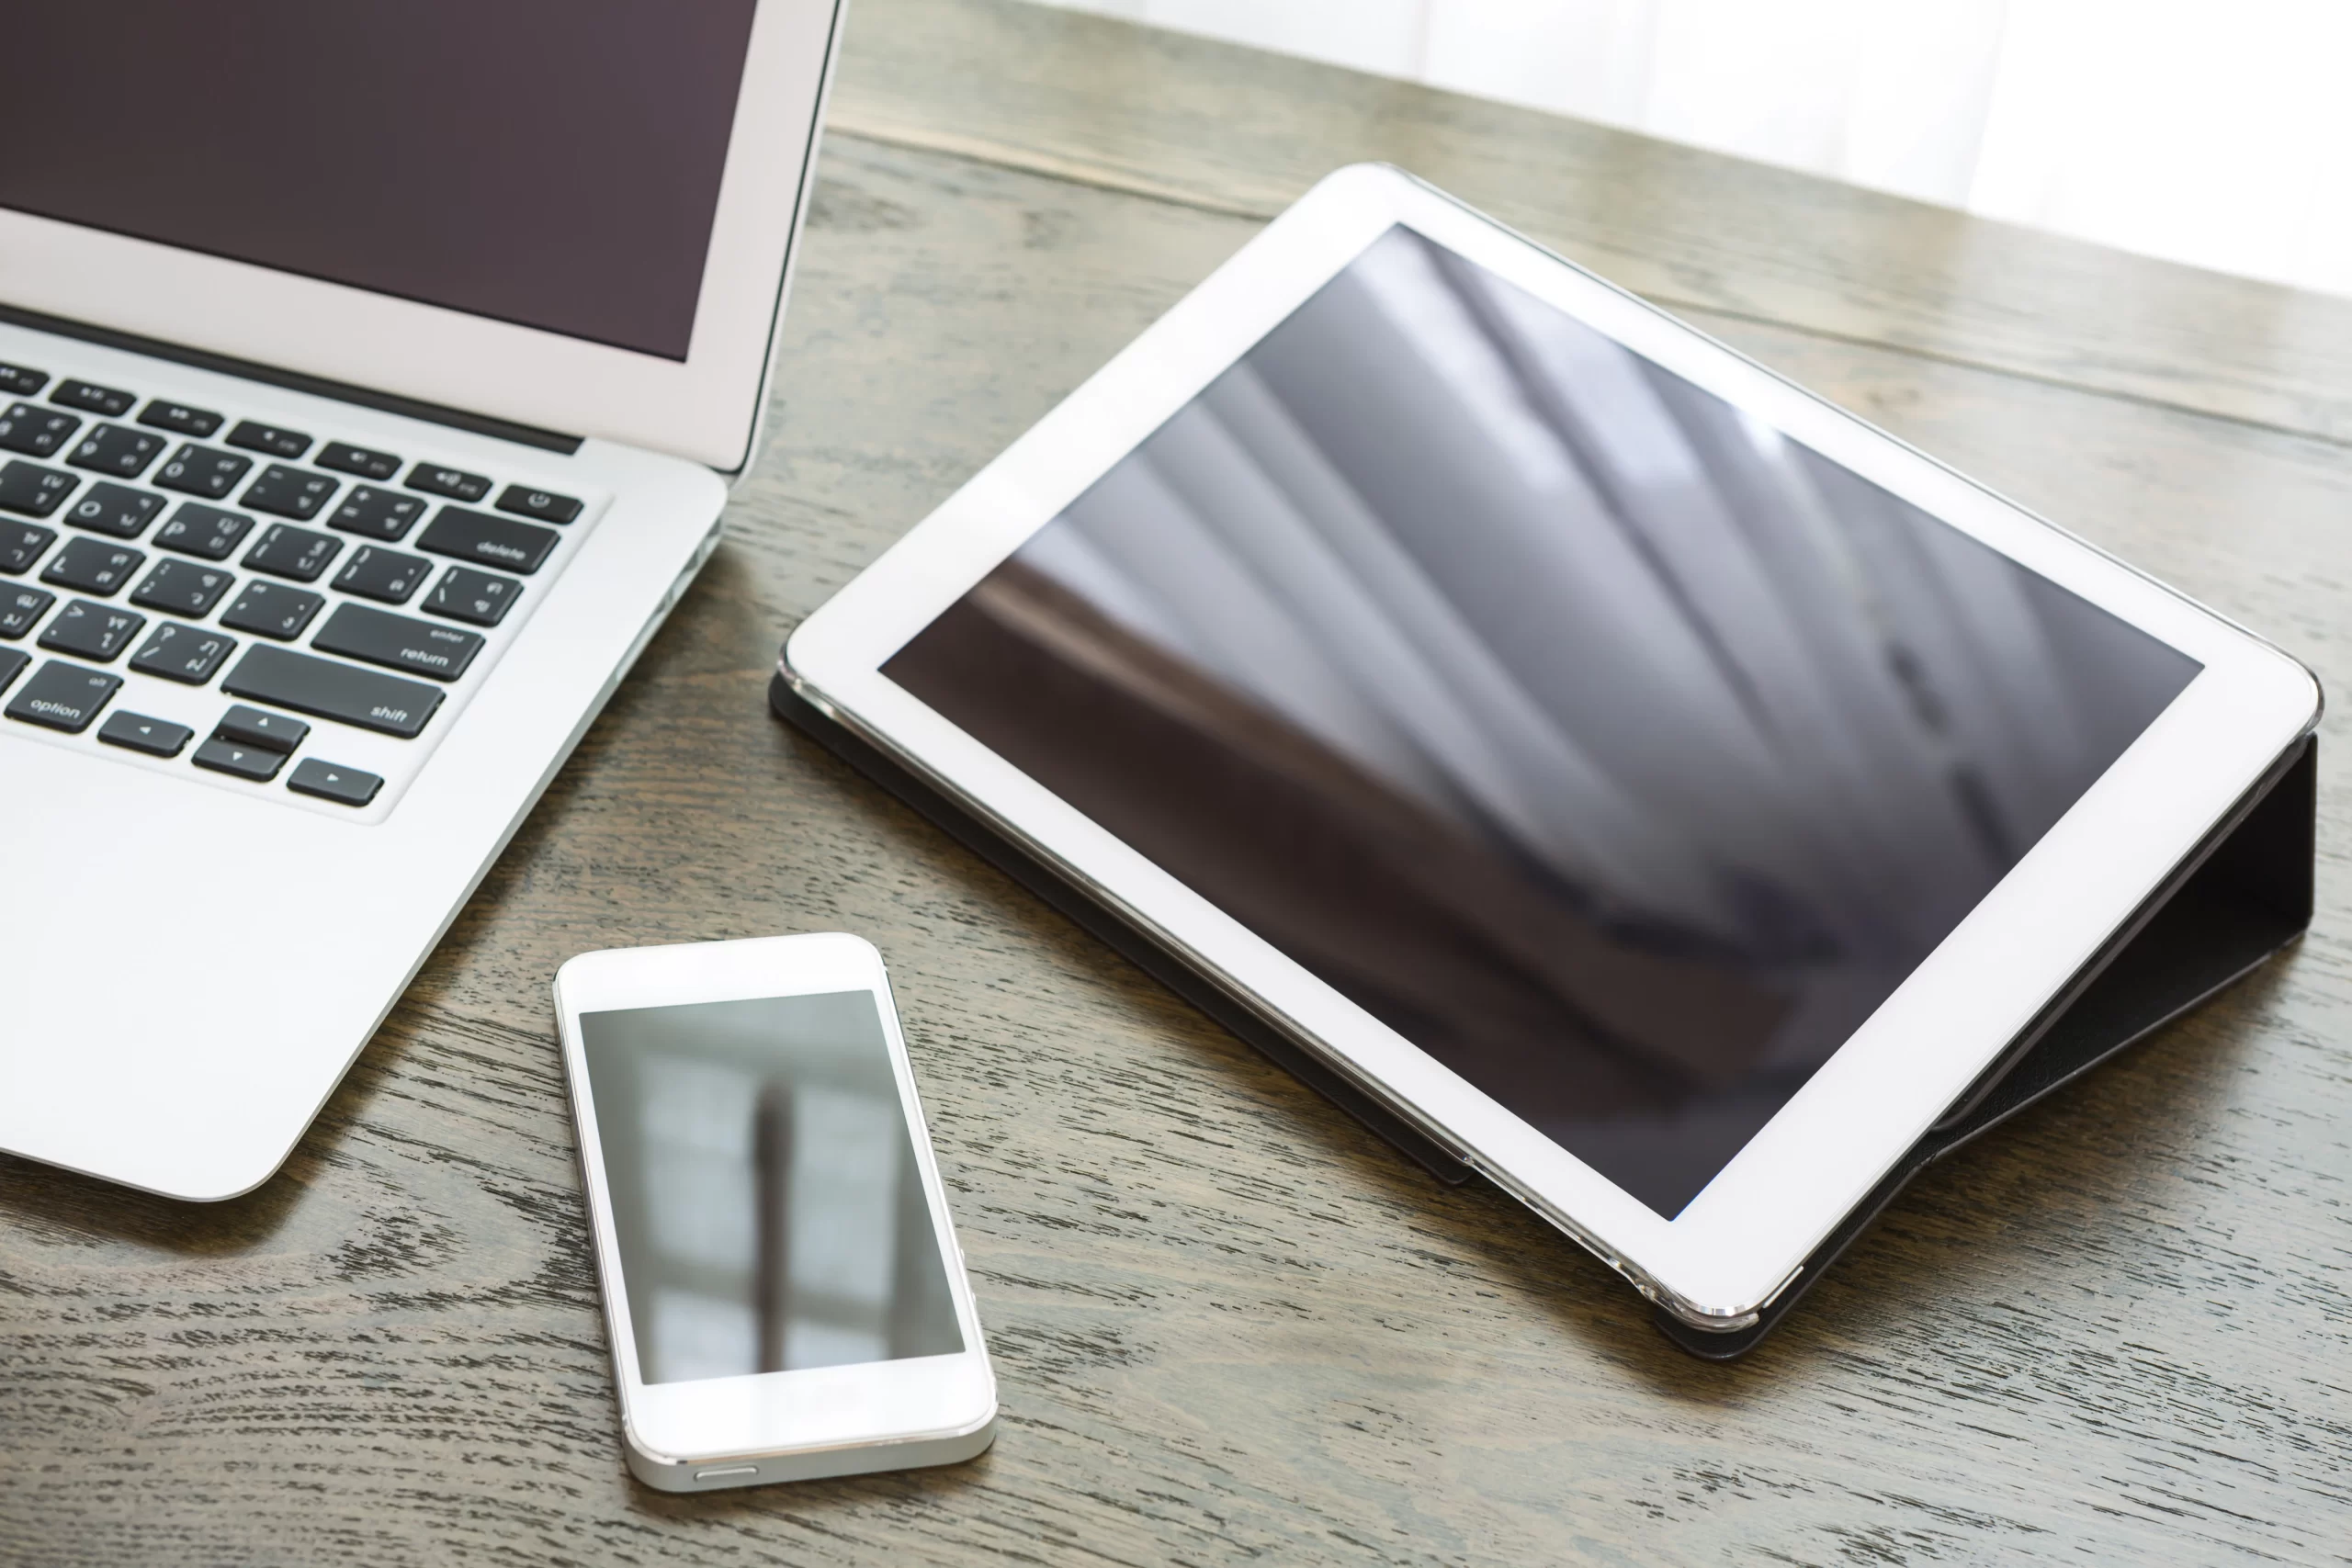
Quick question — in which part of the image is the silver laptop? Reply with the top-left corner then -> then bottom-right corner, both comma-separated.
0,0 -> 844,1200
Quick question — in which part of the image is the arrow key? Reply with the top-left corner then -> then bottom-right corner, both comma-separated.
287,757 -> 383,807
216,703 -> 308,752
98,710 -> 193,758
192,735 -> 287,781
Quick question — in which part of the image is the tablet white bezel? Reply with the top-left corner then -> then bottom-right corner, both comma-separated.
0,0 -> 842,473
784,164 -> 2321,1323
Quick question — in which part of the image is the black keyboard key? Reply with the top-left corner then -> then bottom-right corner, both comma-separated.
51,380 -> 134,417
288,757 -> 382,806
138,400 -> 223,439
312,602 -> 481,682
225,420 -> 311,458
242,464 -> 338,520
2,586 -> 52,639
0,363 -> 47,397
243,522 -> 342,581
414,505 -> 558,575
217,703 -> 308,751
334,545 -> 430,604
405,463 -> 491,502
0,647 -> 24,693
326,485 -> 425,541
153,502 -> 254,560
129,621 -> 237,684
192,735 -> 286,781
63,482 -> 164,539
71,423 -> 165,479
5,660 -> 119,732
316,441 -> 401,480
97,710 -> 193,758
40,536 -> 142,596
423,565 -> 522,627
2,523 -> 56,574
153,444 -> 252,499
221,643 -> 442,738
220,580 -> 323,640
0,402 -> 78,457
494,484 -> 582,525
0,460 -> 77,518
130,558 -> 235,616
37,599 -> 142,661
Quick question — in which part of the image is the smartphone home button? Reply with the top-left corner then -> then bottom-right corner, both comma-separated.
695,1465 -> 760,1481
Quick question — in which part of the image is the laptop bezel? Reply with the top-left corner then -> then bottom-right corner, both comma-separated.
0,0 -> 841,474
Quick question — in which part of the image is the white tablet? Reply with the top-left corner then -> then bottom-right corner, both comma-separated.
782,164 -> 2320,1327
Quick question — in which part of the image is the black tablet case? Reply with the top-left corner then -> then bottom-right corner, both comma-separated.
771,671 -> 2315,1359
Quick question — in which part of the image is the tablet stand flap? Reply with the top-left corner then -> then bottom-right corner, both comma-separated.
770,672 -> 1476,1183
1654,734 -> 2316,1360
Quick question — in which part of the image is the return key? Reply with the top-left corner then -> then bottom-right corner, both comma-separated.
312,602 -> 482,682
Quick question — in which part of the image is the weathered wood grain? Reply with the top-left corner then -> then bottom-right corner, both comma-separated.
4,14 -> 2349,1566
832,0 -> 2352,450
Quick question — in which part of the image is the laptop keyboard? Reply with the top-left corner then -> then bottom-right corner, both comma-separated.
0,352 -> 602,818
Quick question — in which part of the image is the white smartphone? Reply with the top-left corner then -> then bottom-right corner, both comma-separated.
552,932 -> 998,1490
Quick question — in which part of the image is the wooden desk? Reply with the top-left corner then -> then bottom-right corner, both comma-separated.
6,2 -> 2348,1561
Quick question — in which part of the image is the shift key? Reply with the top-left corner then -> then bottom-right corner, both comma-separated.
312,602 -> 481,682
220,642 -> 443,738
414,504 -> 558,574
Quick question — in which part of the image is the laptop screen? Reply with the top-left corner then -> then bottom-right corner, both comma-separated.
0,0 -> 759,362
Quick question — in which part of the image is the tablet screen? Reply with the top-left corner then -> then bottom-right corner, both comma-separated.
886,226 -> 2199,1218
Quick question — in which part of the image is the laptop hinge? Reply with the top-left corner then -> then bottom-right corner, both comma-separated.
0,299 -> 583,456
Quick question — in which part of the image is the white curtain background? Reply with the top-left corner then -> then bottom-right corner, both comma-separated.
1028,0 -> 2352,298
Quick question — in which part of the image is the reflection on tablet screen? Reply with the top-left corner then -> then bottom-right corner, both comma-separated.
886,226 -> 2199,1218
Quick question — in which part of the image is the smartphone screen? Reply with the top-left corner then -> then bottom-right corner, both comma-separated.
576,990 -> 967,1385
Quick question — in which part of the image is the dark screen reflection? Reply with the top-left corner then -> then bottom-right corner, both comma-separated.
580,993 -> 964,1384
0,0 -> 757,358
886,226 -> 2199,1218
